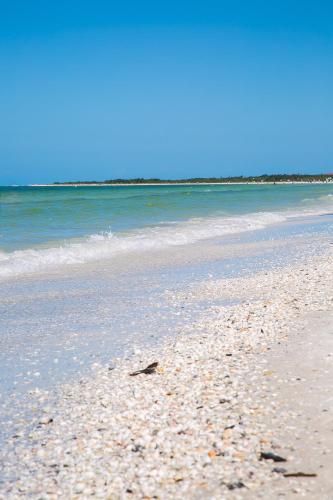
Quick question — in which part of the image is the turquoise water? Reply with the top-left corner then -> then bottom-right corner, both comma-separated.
1,183 -> 333,278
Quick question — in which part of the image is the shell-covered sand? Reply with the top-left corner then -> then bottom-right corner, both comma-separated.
1,250 -> 333,499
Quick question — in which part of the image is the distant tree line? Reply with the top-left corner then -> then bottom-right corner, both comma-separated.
53,173 -> 333,185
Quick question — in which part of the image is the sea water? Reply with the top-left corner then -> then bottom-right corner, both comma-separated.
1,183 -> 333,279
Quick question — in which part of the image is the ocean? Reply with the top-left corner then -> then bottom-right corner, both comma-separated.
1,183 -> 333,279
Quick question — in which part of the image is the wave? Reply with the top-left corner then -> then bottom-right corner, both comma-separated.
0,208 -> 331,280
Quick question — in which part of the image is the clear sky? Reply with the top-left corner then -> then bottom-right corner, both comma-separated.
0,0 -> 332,184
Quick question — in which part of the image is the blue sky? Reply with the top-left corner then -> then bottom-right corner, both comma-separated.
0,1 -> 332,184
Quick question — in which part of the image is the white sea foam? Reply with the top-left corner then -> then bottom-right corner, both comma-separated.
0,208 -> 331,280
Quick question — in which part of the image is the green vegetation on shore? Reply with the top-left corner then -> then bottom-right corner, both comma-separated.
53,173 -> 333,185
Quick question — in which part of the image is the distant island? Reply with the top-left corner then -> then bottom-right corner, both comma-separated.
45,173 -> 333,186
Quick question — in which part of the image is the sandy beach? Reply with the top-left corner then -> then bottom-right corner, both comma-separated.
1,240 -> 332,499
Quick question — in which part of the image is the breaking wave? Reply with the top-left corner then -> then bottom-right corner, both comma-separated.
0,208 -> 331,280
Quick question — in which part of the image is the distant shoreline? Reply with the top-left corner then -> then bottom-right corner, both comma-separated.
30,180 -> 333,187
28,173 -> 333,187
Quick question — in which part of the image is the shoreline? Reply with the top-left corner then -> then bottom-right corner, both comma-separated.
29,181 -> 333,187
1,247 -> 333,498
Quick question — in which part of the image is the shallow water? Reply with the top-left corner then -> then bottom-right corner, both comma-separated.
1,184 -> 333,279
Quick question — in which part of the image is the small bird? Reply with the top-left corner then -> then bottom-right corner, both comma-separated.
129,362 -> 158,376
